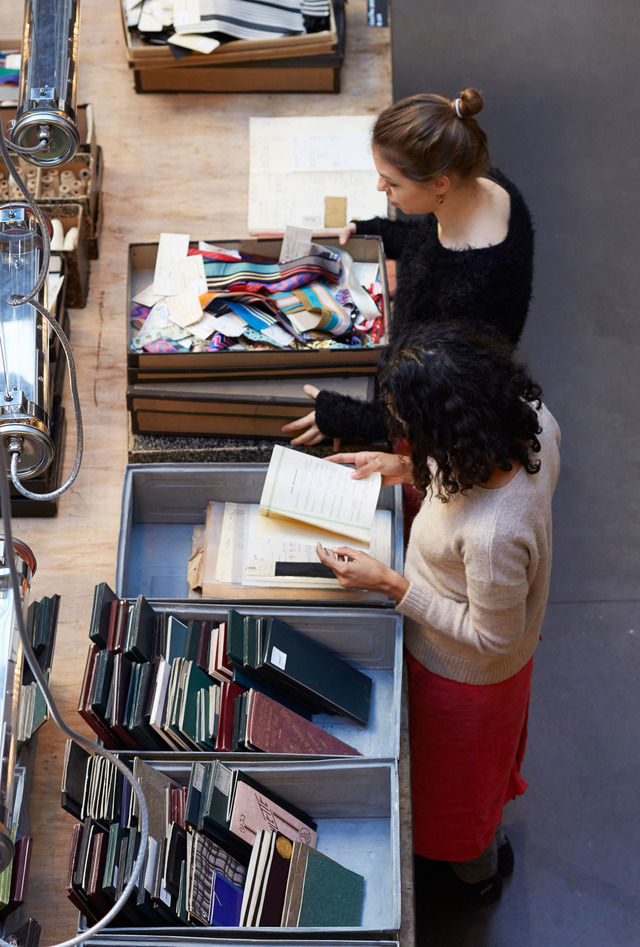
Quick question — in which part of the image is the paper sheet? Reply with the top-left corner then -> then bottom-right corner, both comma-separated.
248,115 -> 388,233
152,232 -> 190,297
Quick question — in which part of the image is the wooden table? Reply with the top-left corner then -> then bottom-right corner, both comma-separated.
0,0 -> 410,940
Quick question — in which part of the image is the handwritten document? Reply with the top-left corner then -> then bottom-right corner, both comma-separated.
248,115 -> 388,233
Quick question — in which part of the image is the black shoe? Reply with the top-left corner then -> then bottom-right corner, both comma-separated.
455,870 -> 503,905
497,836 -> 514,877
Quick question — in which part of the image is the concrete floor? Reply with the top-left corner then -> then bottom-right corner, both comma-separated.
390,0 -> 640,941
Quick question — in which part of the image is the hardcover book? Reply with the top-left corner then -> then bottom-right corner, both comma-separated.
240,689 -> 361,756
229,777 -> 317,850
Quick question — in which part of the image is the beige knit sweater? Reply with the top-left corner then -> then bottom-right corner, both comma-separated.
397,404 -> 561,685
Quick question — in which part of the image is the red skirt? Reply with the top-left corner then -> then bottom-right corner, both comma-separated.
406,651 -> 533,861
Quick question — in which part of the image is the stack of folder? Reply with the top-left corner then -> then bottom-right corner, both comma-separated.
62,752 -> 363,928
0,766 -> 33,923
17,595 -> 59,744
126,374 -> 376,440
226,609 -> 372,726
77,584 -> 368,755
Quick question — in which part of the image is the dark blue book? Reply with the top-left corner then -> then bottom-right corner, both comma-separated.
208,873 -> 243,927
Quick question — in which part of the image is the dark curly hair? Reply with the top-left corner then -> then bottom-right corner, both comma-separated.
378,322 -> 543,499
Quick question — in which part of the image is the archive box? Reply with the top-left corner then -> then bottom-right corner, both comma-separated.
83,758 -> 402,937
120,0 -> 340,70
39,202 -> 90,308
130,2 -> 346,94
99,599 -> 403,761
127,234 -> 389,384
115,463 -> 403,607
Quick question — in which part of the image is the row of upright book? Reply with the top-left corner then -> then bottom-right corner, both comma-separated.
79,584 -> 375,756
63,752 -> 369,930
62,445 -> 405,942
0,597 -> 60,947
64,571 -> 403,939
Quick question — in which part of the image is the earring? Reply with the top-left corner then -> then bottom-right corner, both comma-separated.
436,194 -> 445,205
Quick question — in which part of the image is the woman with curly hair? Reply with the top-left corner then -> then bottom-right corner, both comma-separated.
283,87 -> 534,448
317,322 -> 561,904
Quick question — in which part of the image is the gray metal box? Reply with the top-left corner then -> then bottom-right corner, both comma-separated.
113,601 -> 402,761
116,463 -> 403,607
87,938 -> 398,947
83,759 -> 401,937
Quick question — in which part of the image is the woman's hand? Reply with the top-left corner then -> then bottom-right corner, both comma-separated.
325,450 -> 414,487
339,222 -> 357,246
281,385 -> 340,450
317,543 -> 410,599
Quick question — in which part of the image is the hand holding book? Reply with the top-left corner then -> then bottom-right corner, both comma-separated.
316,543 -> 409,600
325,450 -> 415,488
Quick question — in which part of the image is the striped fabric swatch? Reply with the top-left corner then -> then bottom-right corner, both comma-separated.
176,0 -> 304,41
202,252 -> 341,295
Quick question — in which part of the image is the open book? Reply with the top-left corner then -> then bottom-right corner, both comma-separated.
259,445 -> 381,545
194,446 -> 393,599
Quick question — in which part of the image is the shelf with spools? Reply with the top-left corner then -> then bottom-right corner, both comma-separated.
0,103 -> 103,307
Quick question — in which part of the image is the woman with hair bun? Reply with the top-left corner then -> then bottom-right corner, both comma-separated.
283,88 -> 535,448
316,322 -> 561,904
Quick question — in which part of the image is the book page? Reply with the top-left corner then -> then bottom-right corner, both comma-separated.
245,505 -> 392,588
259,445 -> 381,545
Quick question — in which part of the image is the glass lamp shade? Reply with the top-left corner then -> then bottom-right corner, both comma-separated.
11,0 -> 81,166
0,205 -> 54,479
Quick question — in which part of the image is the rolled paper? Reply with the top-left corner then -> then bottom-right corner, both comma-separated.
60,169 -> 75,184
58,183 -> 72,195
51,218 -> 65,251
62,226 -> 78,251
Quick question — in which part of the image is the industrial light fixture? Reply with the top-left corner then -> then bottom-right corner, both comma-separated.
0,203 -> 55,479
10,0 -> 81,167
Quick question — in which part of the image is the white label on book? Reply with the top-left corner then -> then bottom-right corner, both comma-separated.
270,646 -> 287,670
214,764 -> 232,796
193,763 -> 205,792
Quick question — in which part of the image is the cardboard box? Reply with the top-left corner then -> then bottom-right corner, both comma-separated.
126,375 -> 376,440
121,1 -> 340,69
130,6 -> 346,94
116,463 -> 403,607
40,202 -> 90,308
133,56 -> 342,94
128,234 -> 389,383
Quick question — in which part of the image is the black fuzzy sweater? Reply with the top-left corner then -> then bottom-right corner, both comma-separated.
315,169 -> 534,443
